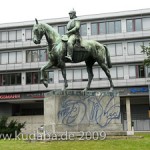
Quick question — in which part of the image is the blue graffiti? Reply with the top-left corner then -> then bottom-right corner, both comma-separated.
58,94 -> 120,128
58,97 -> 87,126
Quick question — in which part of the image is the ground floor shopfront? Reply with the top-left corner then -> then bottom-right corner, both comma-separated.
0,86 -> 150,133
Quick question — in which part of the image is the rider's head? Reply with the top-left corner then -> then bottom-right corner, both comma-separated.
69,9 -> 77,19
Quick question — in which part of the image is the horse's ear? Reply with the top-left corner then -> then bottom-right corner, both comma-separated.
35,18 -> 38,24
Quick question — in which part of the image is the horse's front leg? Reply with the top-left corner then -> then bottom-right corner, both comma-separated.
40,61 -> 53,88
61,66 -> 68,91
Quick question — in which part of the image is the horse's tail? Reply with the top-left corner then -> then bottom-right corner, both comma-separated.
104,45 -> 112,68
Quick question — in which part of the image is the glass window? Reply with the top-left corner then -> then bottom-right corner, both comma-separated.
129,66 -> 136,78
58,70 -> 64,82
115,21 -> 121,33
127,42 -> 134,55
48,71 -> 54,83
135,42 -> 142,55
1,31 -> 8,42
66,70 -> 73,81
26,72 -> 32,84
73,69 -> 81,81
127,20 -> 133,32
26,51 -> 32,62
99,22 -> 106,34
39,49 -> 47,62
80,24 -> 87,36
82,68 -> 88,80
25,29 -> 32,41
135,18 -> 142,31
91,23 -> 98,35
17,51 -> 22,63
26,72 -> 39,84
110,67 -> 117,78
9,52 -> 16,63
1,53 -> 8,64
2,74 -> 10,85
32,50 -> 38,62
117,66 -> 124,79
16,73 -> 21,84
107,44 -> 115,56
147,67 -> 150,77
137,65 -> 145,78
116,43 -> 123,56
93,68 -> 99,79
17,30 -> 22,41
143,17 -> 150,31
107,21 -> 114,34
8,31 -> 16,42
58,26 -> 66,35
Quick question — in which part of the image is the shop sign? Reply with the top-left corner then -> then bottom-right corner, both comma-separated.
129,87 -> 148,93
0,94 -> 21,100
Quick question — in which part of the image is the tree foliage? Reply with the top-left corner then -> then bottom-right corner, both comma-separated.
141,43 -> 150,66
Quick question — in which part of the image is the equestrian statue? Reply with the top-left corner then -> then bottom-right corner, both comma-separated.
32,10 -> 114,92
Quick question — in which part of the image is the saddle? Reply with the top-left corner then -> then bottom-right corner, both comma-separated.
61,35 -> 87,63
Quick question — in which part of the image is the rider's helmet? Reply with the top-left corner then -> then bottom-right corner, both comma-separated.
69,9 -> 77,17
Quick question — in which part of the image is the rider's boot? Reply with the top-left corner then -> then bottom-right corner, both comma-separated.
65,46 -> 73,62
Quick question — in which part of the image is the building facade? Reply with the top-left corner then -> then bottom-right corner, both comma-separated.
0,8 -> 150,132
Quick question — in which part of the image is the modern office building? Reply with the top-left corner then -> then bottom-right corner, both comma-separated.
0,8 -> 150,132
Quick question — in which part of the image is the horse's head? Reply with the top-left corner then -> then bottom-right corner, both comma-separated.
32,18 -> 45,44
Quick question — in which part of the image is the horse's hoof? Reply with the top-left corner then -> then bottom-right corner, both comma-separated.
43,81 -> 48,88
109,87 -> 114,92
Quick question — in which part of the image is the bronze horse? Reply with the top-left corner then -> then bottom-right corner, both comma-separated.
32,19 -> 114,92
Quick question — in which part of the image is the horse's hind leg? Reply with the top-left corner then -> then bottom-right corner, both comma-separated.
60,64 -> 68,91
100,63 -> 114,91
84,60 -> 95,92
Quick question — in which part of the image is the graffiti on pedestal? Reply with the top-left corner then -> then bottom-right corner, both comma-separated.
58,93 -> 120,128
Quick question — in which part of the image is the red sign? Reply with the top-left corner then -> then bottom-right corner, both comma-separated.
0,94 -> 21,100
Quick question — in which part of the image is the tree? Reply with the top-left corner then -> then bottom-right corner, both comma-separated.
141,43 -> 150,66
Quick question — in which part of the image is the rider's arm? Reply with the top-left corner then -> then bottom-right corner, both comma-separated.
67,20 -> 80,35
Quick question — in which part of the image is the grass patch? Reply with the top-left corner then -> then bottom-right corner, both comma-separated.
0,133 -> 149,150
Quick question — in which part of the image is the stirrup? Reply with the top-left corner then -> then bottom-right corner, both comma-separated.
65,56 -> 73,62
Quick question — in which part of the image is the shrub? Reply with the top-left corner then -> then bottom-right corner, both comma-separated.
0,116 -> 25,138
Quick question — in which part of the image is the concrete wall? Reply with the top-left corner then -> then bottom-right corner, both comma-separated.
44,91 -> 123,133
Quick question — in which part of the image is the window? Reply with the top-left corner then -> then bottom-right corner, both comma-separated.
1,53 -> 8,64
91,23 -> 98,35
73,69 -> 81,81
0,51 -> 22,64
91,20 -> 121,35
99,22 -> 106,34
9,52 -> 16,64
26,72 -> 40,84
25,29 -> 32,41
107,43 -> 123,56
0,73 -> 21,86
127,41 -> 148,55
0,31 -> 8,42
82,68 -> 88,81
127,18 -> 142,32
143,17 -> 150,31
107,21 -> 115,34
26,49 -> 47,63
58,25 -> 66,35
39,49 -> 47,62
48,71 -> 54,83
80,24 -> 87,36
66,69 -> 73,82
129,65 -> 145,78
0,30 -> 22,43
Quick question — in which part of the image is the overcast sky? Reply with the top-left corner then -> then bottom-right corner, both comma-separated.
0,0 -> 149,24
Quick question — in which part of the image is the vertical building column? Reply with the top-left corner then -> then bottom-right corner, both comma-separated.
126,97 -> 132,131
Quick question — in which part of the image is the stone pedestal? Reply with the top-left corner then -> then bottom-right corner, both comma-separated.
44,90 -> 123,135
